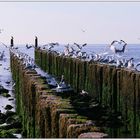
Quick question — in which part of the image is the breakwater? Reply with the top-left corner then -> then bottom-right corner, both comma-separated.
35,48 -> 140,138
10,51 -> 110,138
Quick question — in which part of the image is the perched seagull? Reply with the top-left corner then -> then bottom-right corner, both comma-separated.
48,45 -> 54,51
57,75 -> 70,89
94,53 -> 101,61
70,46 -> 75,54
64,44 -> 70,56
116,59 -> 123,68
80,90 -> 88,96
127,58 -> 134,69
125,58 -> 134,69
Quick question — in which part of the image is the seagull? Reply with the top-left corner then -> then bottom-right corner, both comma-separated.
74,42 -> 81,50
64,44 -> 70,56
0,42 -> 8,48
80,90 -> 88,96
82,43 -> 87,47
110,40 -> 120,46
120,39 -> 126,44
57,75 -> 70,89
70,46 -> 75,54
109,40 -> 119,53
109,40 -> 127,54
115,43 -> 127,54
48,45 -> 54,51
116,59 -> 123,68
115,40 -> 127,53
0,51 -> 5,60
26,44 -> 32,49
74,43 -> 87,51
125,58 -> 134,69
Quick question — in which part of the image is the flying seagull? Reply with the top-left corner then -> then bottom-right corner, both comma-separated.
115,40 -> 127,53
0,42 -> 8,48
109,40 -> 127,54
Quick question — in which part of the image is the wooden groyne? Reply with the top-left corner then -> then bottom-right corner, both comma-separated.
35,48 -> 140,138
10,51 -> 110,138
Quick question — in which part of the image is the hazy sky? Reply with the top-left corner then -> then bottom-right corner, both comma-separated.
0,2 -> 140,44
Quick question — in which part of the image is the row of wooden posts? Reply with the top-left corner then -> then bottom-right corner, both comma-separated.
10,50 -> 111,138
35,47 -> 140,137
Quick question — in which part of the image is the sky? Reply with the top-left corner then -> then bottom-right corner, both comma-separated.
0,1 -> 140,45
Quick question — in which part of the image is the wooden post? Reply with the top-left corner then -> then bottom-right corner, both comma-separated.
35,36 -> 38,48
10,36 -> 14,47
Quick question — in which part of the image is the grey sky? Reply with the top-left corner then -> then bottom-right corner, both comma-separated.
0,2 -> 140,44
